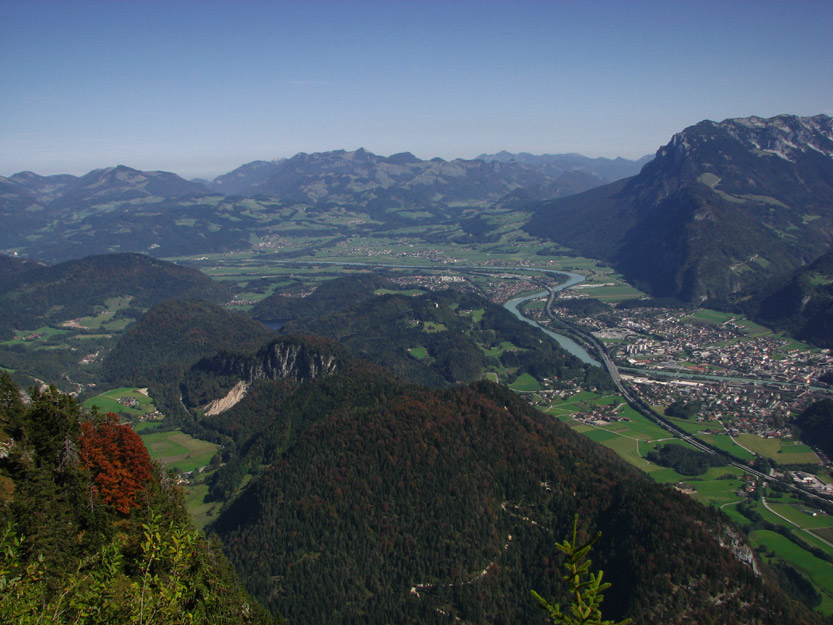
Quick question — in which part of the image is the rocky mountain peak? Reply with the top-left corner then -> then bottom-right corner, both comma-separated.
720,114 -> 833,161
655,114 -> 833,169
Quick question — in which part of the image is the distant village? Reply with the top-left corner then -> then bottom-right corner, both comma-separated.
538,298 -> 833,440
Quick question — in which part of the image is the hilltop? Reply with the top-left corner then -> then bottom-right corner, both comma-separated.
0,253 -> 230,340
203,370 -> 818,624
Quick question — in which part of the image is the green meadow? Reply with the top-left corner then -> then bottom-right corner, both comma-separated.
139,430 -> 217,474
83,387 -> 156,418
749,529 -> 833,613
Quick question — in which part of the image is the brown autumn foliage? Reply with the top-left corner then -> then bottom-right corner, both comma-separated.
79,412 -> 153,514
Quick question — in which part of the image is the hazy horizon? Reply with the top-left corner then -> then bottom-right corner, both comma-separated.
3,0 -> 831,179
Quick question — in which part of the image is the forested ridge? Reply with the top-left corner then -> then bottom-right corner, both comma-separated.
206,377 -> 820,624
0,253 -> 230,340
256,275 -> 609,389
102,298 -> 276,422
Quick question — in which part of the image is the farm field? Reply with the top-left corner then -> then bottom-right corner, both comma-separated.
1,326 -> 69,346
83,387 -> 158,419
684,469 -> 746,506
408,346 -> 428,360
546,390 -> 676,469
686,309 -> 739,325
509,372 -> 541,391
749,529 -> 833,613
139,430 -> 217,474
696,433 -> 756,462
61,296 -> 135,331
662,415 -> 719,435
766,498 -> 833,530
735,433 -> 820,464
182,480 -> 221,530
570,283 -> 645,303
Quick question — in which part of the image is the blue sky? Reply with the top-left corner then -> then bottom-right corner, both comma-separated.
2,0 -> 831,178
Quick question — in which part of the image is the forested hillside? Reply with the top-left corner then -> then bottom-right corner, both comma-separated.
255,274 -> 609,389
0,253 -> 230,340
103,298 -> 276,420
0,374 -> 274,624
756,252 -> 833,347
208,378 -> 819,624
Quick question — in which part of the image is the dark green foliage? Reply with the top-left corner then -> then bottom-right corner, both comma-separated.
195,362 -> 400,502
773,561 -> 822,608
664,399 -> 701,420
103,298 -> 275,418
208,377 -> 818,624
532,514 -> 631,625
793,399 -> 833,459
0,377 -> 274,624
250,272 -> 393,324
0,254 -> 46,292
0,252 -> 230,339
645,443 -> 728,475
265,275 -> 605,390
556,298 -> 611,317
756,252 -> 833,347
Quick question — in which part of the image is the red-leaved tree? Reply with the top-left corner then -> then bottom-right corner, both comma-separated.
79,413 -> 153,514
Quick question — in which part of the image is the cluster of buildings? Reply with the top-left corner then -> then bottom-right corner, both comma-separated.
79,350 -> 101,365
571,404 -> 631,427
623,374 -> 813,437
791,471 -> 833,495
547,300 -> 833,438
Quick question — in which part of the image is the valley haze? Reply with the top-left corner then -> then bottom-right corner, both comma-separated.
2,112 -> 833,622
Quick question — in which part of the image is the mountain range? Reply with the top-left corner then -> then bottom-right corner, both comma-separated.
0,149 -> 648,262
526,114 -> 833,307
209,149 -> 650,204
477,150 -> 652,183
2,114 -> 832,340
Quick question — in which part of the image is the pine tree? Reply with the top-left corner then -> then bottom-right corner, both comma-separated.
532,514 -> 631,625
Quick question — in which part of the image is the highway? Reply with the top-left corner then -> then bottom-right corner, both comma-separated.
541,285 -> 832,502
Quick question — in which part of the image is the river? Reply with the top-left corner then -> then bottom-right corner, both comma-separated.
261,260 -> 601,366
501,272 -> 601,367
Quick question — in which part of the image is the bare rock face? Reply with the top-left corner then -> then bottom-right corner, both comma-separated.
203,380 -> 249,416
718,524 -> 760,576
209,340 -> 340,384
190,338 -> 343,415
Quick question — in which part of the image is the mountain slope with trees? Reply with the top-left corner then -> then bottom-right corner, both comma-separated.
526,114 -> 833,306
0,374 -> 274,624
756,251 -> 833,347
274,276 -> 608,389
208,378 -> 818,624
0,253 -> 230,340
103,298 -> 275,421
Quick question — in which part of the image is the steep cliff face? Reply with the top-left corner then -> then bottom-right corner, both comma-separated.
186,337 -> 344,414
200,339 -> 340,384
